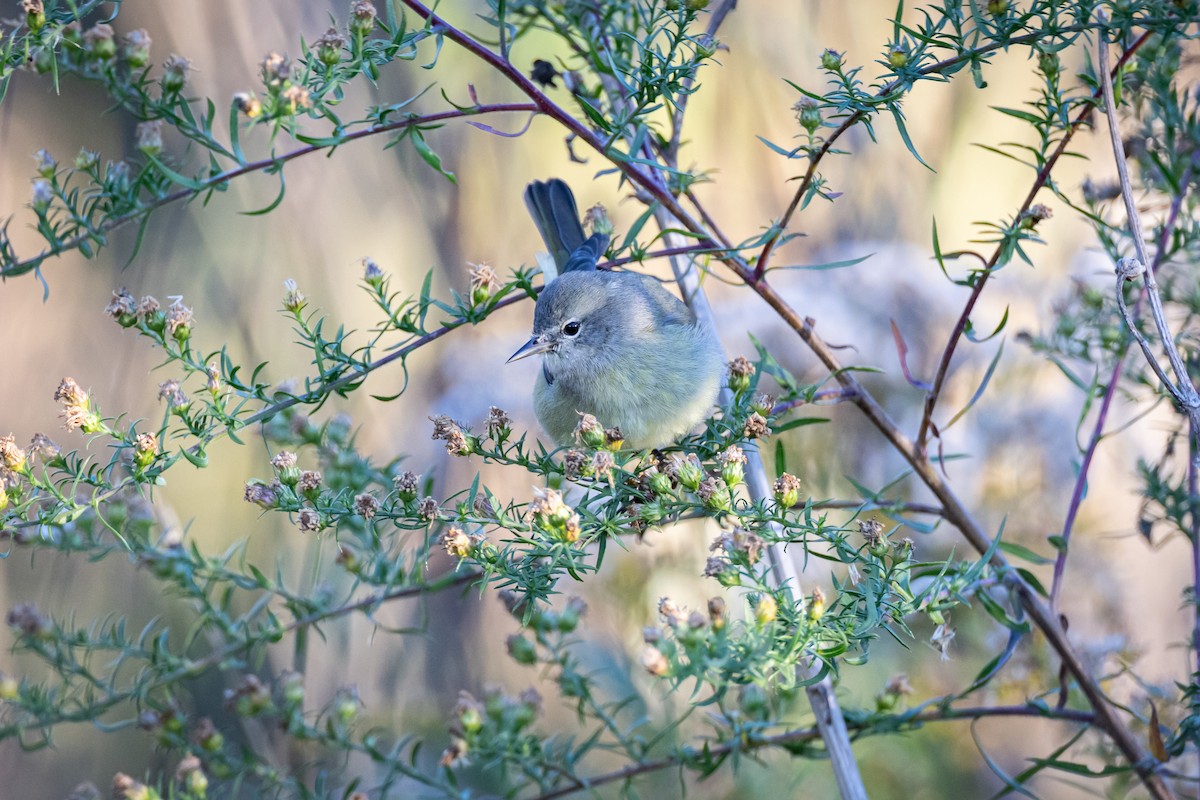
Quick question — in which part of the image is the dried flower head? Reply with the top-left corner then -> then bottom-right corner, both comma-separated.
1021,203 -> 1053,229
281,84 -> 312,113
350,0 -> 377,35
233,92 -> 262,118
717,445 -> 746,486
658,596 -> 687,627
485,406 -> 511,441
138,295 -> 160,316
74,148 -> 99,171
105,287 -> 138,326
859,517 -> 887,553
582,203 -> 613,238
930,621 -> 955,660
393,470 -> 419,501
314,27 -> 346,66
122,29 -> 151,67
591,449 -> 615,480
640,645 -> 669,676
33,148 -> 55,177
441,526 -> 473,558
696,475 -> 730,511
296,508 -> 321,532
166,296 -> 193,339
430,415 -> 473,456
743,412 -> 769,439
728,355 -> 754,392
773,472 -> 802,508
31,178 -> 52,211
162,54 -> 190,93
83,23 -> 115,60
205,362 -> 221,393
562,448 -> 588,478
157,379 -> 190,413
712,527 -> 765,566
574,412 -> 605,449
529,486 -> 581,542
243,480 -> 279,509
133,432 -> 158,468
27,432 -> 58,461
7,602 -> 51,638
136,120 -> 163,156
469,262 -> 498,304
793,96 -> 822,133
55,378 -> 100,432
297,469 -> 322,496
282,279 -> 306,313
603,426 -> 624,450
260,51 -> 292,87
354,492 -> 379,520
0,434 -> 26,472
417,496 -> 440,521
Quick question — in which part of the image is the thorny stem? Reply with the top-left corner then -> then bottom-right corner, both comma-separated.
0,104 -> 538,279
396,2 -> 1176,794
530,703 -> 1098,800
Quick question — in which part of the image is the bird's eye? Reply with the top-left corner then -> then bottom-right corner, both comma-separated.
562,320 -> 581,337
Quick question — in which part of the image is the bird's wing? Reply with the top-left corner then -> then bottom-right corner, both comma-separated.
627,272 -> 696,327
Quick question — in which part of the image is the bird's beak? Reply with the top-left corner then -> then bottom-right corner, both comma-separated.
507,334 -> 555,363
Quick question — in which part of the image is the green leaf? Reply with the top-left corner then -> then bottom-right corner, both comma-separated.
772,417 -> 829,433
998,541 -> 1053,565
768,253 -> 874,272
890,106 -> 933,171
411,132 -> 457,184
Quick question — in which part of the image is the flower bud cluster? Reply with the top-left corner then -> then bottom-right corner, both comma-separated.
442,684 -> 542,769
528,487 -> 581,543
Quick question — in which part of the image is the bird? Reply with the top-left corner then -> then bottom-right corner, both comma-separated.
508,178 -> 725,450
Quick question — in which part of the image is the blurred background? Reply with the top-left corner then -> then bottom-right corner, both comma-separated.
0,1 -> 1194,797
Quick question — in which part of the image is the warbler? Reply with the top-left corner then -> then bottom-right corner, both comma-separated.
508,178 -> 724,450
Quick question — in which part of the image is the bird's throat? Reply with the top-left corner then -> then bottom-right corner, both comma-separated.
542,361 -> 555,386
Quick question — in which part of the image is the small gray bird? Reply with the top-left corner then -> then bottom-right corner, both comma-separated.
508,179 -> 724,450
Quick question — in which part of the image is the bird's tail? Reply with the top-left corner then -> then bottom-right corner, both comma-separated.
524,179 -> 608,275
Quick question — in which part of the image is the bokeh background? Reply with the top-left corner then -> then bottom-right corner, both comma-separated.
0,1 -> 1194,797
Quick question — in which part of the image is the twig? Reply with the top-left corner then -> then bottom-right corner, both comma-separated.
530,702 -> 1097,800
1049,160 -> 1192,613
1096,17 -> 1200,791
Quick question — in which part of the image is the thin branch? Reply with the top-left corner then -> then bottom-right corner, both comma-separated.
0,104 -> 539,279
1050,161 -> 1193,612
531,702 -> 1098,800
